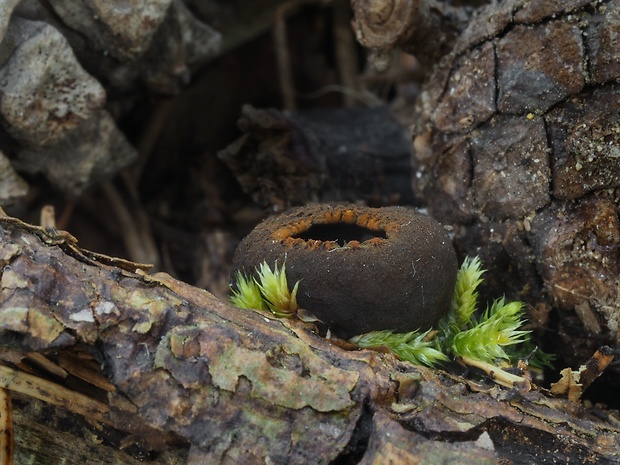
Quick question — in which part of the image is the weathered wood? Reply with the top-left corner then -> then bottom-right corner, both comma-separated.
218,105 -> 415,210
350,0 -> 470,69
11,393 -> 187,465
0,217 -> 619,464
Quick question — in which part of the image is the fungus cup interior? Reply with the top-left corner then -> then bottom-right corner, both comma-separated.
292,222 -> 387,247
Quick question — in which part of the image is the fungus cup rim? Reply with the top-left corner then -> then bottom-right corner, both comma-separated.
232,204 -> 459,339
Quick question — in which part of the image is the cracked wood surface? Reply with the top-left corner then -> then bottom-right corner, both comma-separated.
0,217 -> 619,464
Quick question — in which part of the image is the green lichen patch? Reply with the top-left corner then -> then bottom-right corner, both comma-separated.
1,268 -> 29,289
111,286 -> 182,336
157,324 -> 358,413
0,306 -> 29,333
27,307 -> 65,344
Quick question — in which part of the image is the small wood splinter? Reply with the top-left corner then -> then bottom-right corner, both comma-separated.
0,387 -> 13,465
458,355 -> 532,393
550,346 -> 615,402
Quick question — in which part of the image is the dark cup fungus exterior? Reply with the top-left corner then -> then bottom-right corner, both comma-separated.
231,204 -> 458,339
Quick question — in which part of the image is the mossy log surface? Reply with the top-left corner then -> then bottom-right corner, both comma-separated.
0,217 -> 619,464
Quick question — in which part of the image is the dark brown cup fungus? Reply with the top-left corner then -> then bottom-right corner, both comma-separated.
231,204 -> 458,339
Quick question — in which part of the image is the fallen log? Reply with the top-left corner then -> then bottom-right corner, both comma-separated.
0,215 -> 618,464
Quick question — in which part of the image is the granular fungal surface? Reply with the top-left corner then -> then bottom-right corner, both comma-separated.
232,204 -> 457,339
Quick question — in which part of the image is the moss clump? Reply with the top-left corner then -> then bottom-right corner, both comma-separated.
230,256 -> 552,372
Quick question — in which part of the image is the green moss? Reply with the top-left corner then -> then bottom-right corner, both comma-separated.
229,257 -> 552,370
230,262 -> 299,317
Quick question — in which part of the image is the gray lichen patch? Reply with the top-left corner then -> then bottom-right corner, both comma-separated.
0,0 -> 19,43
14,110 -> 137,197
0,151 -> 28,208
0,18 -> 106,146
47,0 -> 173,61
0,1 -> 221,197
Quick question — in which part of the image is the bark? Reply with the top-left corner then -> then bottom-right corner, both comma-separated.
350,0 -> 470,69
218,104 -> 415,210
368,0 -> 620,370
1,217 -> 619,464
